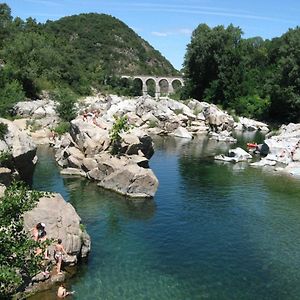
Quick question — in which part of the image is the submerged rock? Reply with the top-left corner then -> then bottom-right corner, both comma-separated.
215,147 -> 252,163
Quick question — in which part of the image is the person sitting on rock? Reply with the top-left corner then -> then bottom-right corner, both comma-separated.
57,283 -> 75,298
32,223 -> 50,259
54,239 -> 67,274
31,222 -> 45,242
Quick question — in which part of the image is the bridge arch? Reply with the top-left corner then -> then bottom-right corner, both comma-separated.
121,75 -> 184,99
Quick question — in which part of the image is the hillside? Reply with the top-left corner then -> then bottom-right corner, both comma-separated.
44,13 -> 177,76
0,5 -> 178,112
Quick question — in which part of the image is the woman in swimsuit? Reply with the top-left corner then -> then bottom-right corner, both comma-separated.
55,239 -> 67,274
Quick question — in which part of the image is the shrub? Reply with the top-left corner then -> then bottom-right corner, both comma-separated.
174,108 -> 183,115
26,120 -> 42,132
0,182 -> 44,298
0,81 -> 25,117
109,116 -> 129,155
0,123 -> 8,140
234,95 -> 270,120
53,122 -> 71,136
0,151 -> 13,168
52,88 -> 77,122
148,120 -> 158,128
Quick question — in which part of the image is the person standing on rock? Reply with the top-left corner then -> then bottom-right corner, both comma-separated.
54,239 -> 67,274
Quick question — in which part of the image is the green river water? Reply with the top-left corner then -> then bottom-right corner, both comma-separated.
30,134 -> 300,300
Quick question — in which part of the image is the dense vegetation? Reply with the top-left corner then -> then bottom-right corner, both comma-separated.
0,3 -> 177,116
0,182 -> 44,299
1,2 -> 300,123
183,24 -> 300,123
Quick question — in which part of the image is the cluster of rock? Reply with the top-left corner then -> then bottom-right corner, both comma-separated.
0,117 -> 91,295
22,193 -> 91,292
11,94 -> 271,197
78,95 -> 234,140
251,123 -> 300,176
54,118 -> 159,198
13,97 -> 59,144
215,147 -> 252,163
78,95 -> 269,140
234,116 -> 269,132
214,123 -> 300,178
0,118 -> 37,190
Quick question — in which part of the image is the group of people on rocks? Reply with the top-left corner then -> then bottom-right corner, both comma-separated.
31,223 -> 75,297
31,222 -> 67,275
82,109 -> 106,129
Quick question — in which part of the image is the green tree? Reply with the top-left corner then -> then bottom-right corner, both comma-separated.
53,87 -> 77,122
183,24 -> 244,106
0,3 -> 12,47
268,27 -> 300,123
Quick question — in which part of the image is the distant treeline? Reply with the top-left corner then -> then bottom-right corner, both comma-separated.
182,24 -> 300,123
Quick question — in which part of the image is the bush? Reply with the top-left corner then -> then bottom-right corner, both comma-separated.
109,116 -> 129,155
234,95 -> 270,120
0,182 -> 44,298
148,120 -> 158,128
0,151 -> 13,169
25,120 -> 42,132
0,123 -> 8,140
52,88 -> 77,122
53,122 -> 71,135
0,81 -> 25,117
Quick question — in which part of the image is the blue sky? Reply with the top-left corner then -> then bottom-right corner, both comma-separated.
4,0 -> 300,70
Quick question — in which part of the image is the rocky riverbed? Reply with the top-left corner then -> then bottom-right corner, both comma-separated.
12,94 -> 272,198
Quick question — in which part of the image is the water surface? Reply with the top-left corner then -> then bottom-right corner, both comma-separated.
31,135 -> 300,300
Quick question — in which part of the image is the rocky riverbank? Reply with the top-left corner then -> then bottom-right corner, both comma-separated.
251,123 -> 300,176
0,116 -> 91,298
12,94 -> 270,198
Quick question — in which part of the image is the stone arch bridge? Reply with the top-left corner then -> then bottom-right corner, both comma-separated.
121,75 -> 184,98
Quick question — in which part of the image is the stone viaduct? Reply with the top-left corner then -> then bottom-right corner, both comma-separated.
121,75 -> 184,98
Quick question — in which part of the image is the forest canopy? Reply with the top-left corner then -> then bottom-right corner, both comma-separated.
182,23 -> 300,123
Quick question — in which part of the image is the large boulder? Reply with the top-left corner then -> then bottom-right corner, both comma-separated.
171,126 -> 193,139
98,164 -> 158,198
0,118 -> 37,183
203,104 -> 234,132
23,193 -> 91,258
238,117 -> 269,132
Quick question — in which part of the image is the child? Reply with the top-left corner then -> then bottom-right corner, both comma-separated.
57,283 -> 75,298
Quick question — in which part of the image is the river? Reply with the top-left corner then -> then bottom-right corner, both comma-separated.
30,134 -> 300,300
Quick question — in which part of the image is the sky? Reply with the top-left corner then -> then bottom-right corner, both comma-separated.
4,0 -> 300,70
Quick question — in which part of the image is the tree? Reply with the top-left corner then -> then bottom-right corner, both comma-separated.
268,27 -> 300,123
183,24 -> 244,106
53,87 -> 77,122
0,3 -> 12,47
